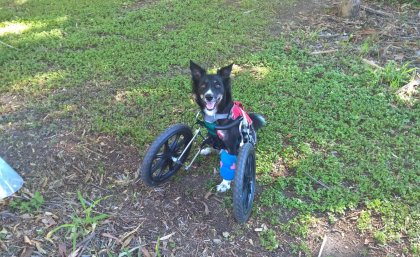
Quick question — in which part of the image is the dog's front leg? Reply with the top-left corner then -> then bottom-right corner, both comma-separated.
216,149 -> 237,192
215,128 -> 239,192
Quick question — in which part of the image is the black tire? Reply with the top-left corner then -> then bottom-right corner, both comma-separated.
233,143 -> 256,223
139,124 -> 193,187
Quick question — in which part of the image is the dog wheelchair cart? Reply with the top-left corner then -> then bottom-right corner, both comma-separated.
138,112 -> 257,223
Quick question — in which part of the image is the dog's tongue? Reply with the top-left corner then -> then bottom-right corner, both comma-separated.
206,102 -> 215,110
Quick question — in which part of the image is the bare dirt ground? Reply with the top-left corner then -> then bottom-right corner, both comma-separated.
1,0 -> 419,256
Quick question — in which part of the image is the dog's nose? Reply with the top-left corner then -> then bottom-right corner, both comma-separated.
205,94 -> 214,101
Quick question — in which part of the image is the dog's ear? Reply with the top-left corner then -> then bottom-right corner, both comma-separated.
217,63 -> 233,79
190,61 -> 206,82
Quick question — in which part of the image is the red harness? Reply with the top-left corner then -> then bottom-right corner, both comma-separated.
216,101 -> 252,140
230,101 -> 253,124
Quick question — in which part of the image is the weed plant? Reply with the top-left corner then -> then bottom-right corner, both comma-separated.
46,192 -> 110,251
9,191 -> 44,213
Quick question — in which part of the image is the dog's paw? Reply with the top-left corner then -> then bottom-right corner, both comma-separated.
200,147 -> 214,156
216,179 -> 231,193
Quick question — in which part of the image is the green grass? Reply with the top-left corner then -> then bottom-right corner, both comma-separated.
378,0 -> 420,6
9,190 -> 44,213
1,0 -> 419,254
46,191 -> 110,251
0,0 -> 281,94
259,228 -> 279,251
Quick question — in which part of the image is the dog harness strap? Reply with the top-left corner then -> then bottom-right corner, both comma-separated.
230,101 -> 253,124
204,113 -> 230,123
202,102 -> 252,141
219,150 -> 236,180
203,113 -> 229,136
203,121 -> 217,136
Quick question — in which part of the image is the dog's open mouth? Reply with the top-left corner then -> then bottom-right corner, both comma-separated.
204,95 -> 222,111
205,101 -> 216,110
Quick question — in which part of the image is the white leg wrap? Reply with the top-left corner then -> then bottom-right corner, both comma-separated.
200,147 -> 214,156
216,179 -> 231,192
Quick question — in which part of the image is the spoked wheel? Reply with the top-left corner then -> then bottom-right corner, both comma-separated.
139,124 -> 193,187
233,143 -> 256,223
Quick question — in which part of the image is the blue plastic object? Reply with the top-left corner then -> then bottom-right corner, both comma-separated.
0,157 -> 24,199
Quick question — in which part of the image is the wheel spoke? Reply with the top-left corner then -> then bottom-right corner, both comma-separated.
152,158 -> 167,173
154,159 -> 171,179
155,152 -> 165,159
169,134 -> 181,151
151,133 -> 186,182
164,140 -> 170,153
173,138 -> 186,154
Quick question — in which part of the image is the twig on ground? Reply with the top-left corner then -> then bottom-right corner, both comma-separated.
318,235 -> 328,257
304,172 -> 330,189
70,232 -> 96,257
119,221 -> 144,243
88,183 -> 112,192
75,232 -> 96,249
343,211 -> 362,219
368,245 -> 387,252
82,146 -> 107,159
362,58 -> 383,69
361,5 -> 393,18
230,250 -> 238,257
200,201 -> 210,215
398,36 -> 420,40
310,49 -> 338,55
101,233 -> 123,244
212,197 -> 224,204
0,40 -> 18,49
72,165 -> 83,174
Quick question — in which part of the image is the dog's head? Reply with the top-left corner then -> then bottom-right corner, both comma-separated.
190,61 -> 233,114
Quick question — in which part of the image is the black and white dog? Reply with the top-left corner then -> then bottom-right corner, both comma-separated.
190,61 -> 266,192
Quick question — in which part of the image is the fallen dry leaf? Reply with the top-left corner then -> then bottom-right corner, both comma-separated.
23,236 -> 33,246
41,217 -> 57,228
68,247 -> 81,257
159,232 -> 175,241
34,241 -> 46,254
58,242 -> 67,257
141,247 -> 151,257
19,246 -> 34,257
396,78 -> 419,106
41,177 -> 49,189
20,214 -> 32,220
0,241 -> 6,250
45,212 -> 59,220
122,235 -> 134,249
101,233 -> 122,244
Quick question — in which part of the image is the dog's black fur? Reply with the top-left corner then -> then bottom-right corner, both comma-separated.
190,61 -> 265,155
